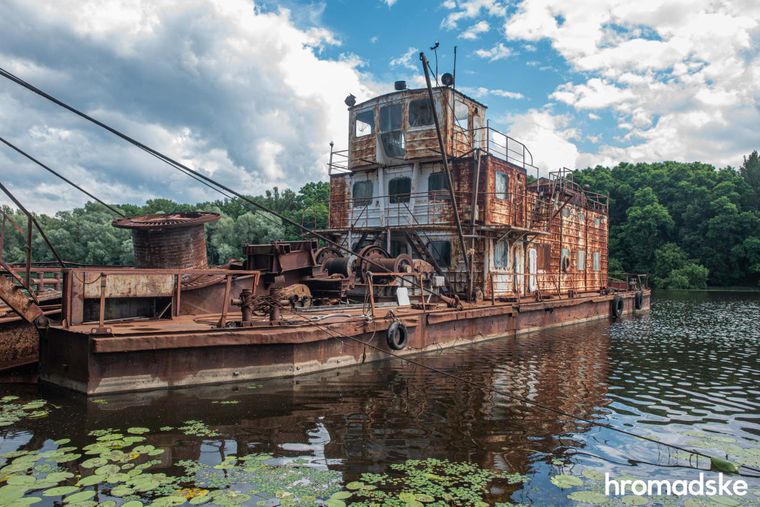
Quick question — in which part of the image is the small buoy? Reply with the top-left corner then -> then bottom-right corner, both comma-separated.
634,291 -> 643,310
386,321 -> 408,350
612,294 -> 624,319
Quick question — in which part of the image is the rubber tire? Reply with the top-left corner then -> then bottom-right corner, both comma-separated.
386,321 -> 408,350
612,295 -> 624,319
634,291 -> 643,310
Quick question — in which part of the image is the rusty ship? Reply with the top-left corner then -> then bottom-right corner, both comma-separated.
0,61 -> 650,394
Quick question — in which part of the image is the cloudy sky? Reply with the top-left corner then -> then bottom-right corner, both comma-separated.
1,0 -> 758,213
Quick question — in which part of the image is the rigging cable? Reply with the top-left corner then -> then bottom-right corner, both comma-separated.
0,135 -> 125,217
2,65 -> 756,478
0,65 -> 439,299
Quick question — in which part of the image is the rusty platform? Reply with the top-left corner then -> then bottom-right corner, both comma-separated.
39,289 -> 650,395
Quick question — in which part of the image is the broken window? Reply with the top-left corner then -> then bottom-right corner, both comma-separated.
577,250 -> 586,271
494,239 -> 509,268
593,252 -> 601,272
495,172 -> 509,200
379,103 -> 405,157
388,176 -> 411,203
561,248 -> 571,272
409,98 -> 434,127
428,240 -> 451,268
352,180 -> 373,208
354,109 -> 374,137
428,172 -> 450,200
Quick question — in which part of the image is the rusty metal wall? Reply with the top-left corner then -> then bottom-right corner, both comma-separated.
328,174 -> 350,229
483,157 -> 528,228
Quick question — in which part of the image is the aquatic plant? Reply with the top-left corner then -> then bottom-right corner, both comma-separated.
0,398 -> 52,427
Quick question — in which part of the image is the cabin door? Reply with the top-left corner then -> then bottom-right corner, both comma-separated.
385,166 -> 414,227
528,247 -> 538,293
491,239 -> 511,294
512,243 -> 525,295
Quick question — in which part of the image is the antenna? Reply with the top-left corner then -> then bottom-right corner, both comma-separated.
430,40 -> 440,85
453,45 -> 457,90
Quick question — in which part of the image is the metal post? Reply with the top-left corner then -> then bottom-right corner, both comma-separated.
217,274 -> 232,327
25,216 -> 32,290
419,51 -> 471,296
98,273 -> 107,330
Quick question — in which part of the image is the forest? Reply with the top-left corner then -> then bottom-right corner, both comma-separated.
2,152 -> 759,289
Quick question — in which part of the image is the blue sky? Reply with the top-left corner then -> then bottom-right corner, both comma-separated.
0,0 -> 758,213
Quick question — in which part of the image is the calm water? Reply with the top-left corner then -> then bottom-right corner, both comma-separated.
1,291 -> 759,506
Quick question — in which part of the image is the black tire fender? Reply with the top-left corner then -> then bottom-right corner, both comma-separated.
634,291 -> 643,310
386,321 -> 408,350
612,294 -> 624,319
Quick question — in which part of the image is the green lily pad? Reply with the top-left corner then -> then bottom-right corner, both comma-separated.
567,490 -> 608,504
109,485 -> 133,497
94,465 -> 120,477
122,502 -> 144,507
7,475 -> 36,486
188,497 -> 209,506
0,485 -> 28,504
127,427 -> 150,435
330,491 -> 351,500
10,497 -> 42,506
550,474 -> 584,489
346,481 -> 365,490
325,501 -> 345,507
621,495 -> 648,505
77,475 -> 106,487
64,490 -> 97,504
82,458 -> 108,469
43,486 -> 80,497
148,495 -> 186,507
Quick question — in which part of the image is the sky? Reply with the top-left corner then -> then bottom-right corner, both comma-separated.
0,0 -> 758,213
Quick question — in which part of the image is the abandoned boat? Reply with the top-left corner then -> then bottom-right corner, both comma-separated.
1,79 -> 650,394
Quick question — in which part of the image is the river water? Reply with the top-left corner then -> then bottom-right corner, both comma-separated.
1,291 -> 758,506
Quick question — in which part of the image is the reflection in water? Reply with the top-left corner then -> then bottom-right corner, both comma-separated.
1,291 -> 759,505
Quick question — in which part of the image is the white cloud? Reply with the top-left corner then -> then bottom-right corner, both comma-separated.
474,42 -> 512,61
460,86 -> 524,100
389,47 -> 420,71
382,0 -> 398,6
0,0 -> 382,213
459,20 -> 490,40
441,0 -> 505,30
502,109 -> 580,174
504,0 -> 760,167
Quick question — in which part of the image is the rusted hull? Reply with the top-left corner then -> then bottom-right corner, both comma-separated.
39,290 -> 650,395
0,320 -> 39,371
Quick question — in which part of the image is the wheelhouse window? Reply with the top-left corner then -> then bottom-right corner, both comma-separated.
354,109 -> 374,137
454,100 -> 469,128
495,172 -> 509,200
388,176 -> 411,204
494,239 -> 508,268
379,103 -> 405,157
577,250 -> 586,271
428,172 -> 450,200
593,252 -> 601,272
409,98 -> 434,128
352,180 -> 373,208
561,248 -> 571,272
428,240 -> 451,268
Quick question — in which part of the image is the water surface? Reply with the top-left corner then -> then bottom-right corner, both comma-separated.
1,291 -> 759,505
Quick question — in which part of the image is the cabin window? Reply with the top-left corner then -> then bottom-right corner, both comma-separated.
577,250 -> 586,271
494,239 -> 509,268
594,217 -> 602,227
454,100 -> 469,128
379,103 -> 405,157
388,176 -> 411,203
428,240 -> 451,268
354,109 -> 374,137
495,172 -> 509,200
593,252 -> 601,272
561,248 -> 570,271
409,98 -> 434,127
579,211 -> 585,223
561,207 -> 571,218
352,180 -> 373,208
428,172 -> 450,200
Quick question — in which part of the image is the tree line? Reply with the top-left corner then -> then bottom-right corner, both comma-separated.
2,152 -> 758,288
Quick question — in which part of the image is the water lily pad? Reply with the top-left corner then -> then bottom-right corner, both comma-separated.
109,485 -> 133,497
65,490 -> 97,504
94,465 -> 120,477
46,472 -> 75,483
567,490 -> 608,504
10,496 -> 42,506
121,502 -> 144,507
82,458 -> 108,469
77,475 -> 106,487
550,474 -> 584,489
127,427 -> 150,435
148,495 -> 186,507
346,481 -> 365,490
43,486 -> 80,497
325,500 -> 345,507
7,475 -> 36,486
330,491 -> 351,500
0,485 -> 28,503
621,495 -> 648,505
